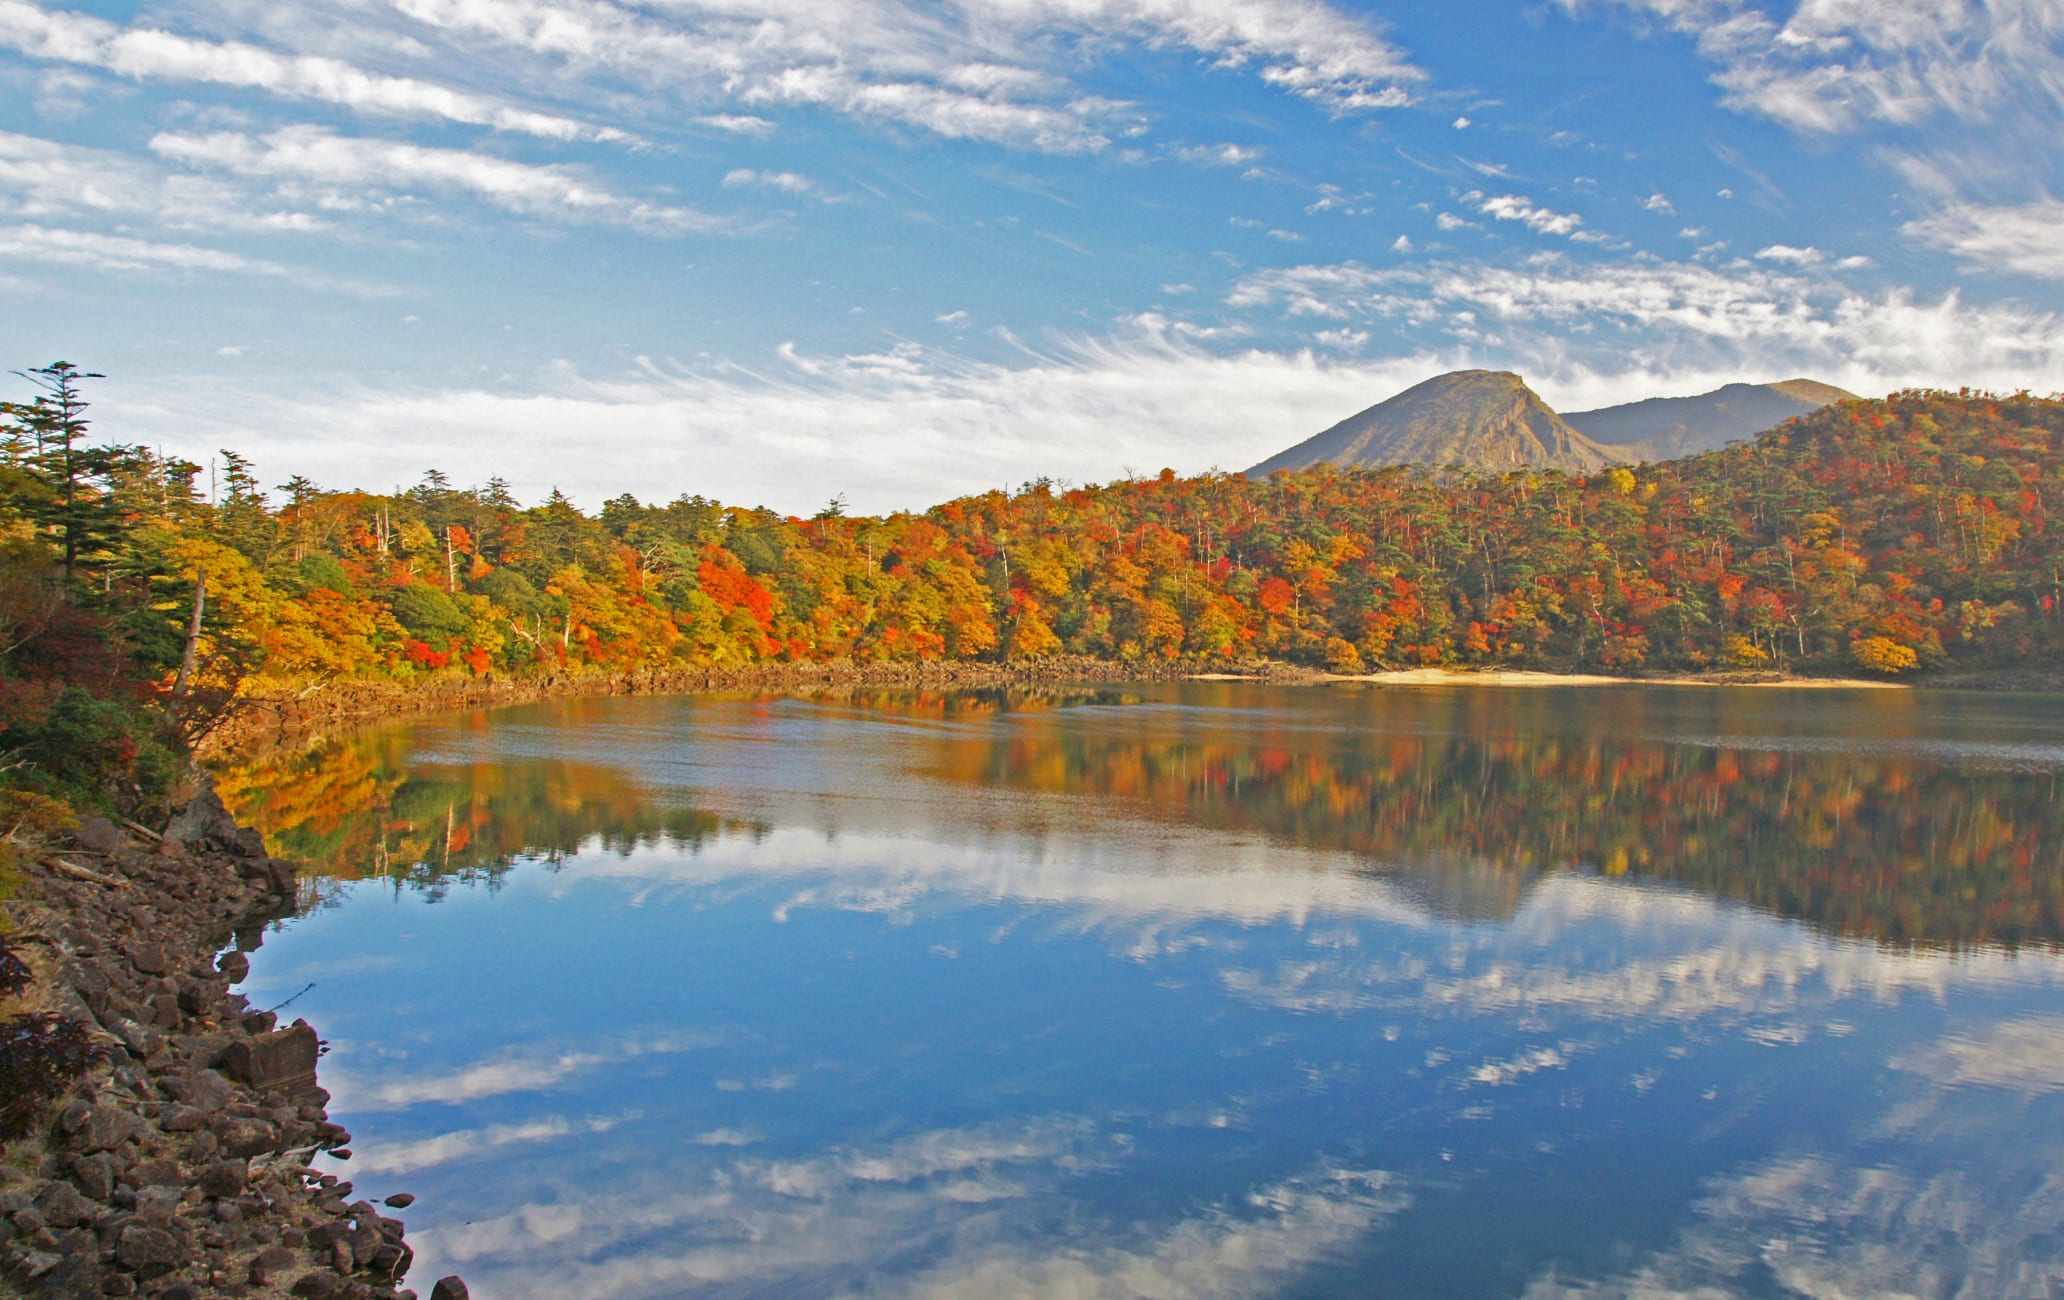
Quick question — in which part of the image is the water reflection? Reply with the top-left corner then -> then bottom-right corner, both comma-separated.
227,685 -> 2064,946
216,685 -> 2064,1298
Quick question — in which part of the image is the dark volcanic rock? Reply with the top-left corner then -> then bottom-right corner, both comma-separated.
113,1222 -> 184,1277
72,816 -> 127,854
4,777 -> 458,1300
221,1020 -> 319,1093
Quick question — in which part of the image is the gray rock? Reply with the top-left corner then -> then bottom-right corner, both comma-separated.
77,1105 -> 139,1152
158,1104 -> 207,1132
113,1222 -> 183,1277
196,1159 -> 247,1199
162,1069 -> 231,1114
32,1183 -> 92,1231
69,1152 -> 117,1201
128,944 -> 168,977
382,1193 -> 414,1209
290,1272 -> 343,1298
222,1021 -> 319,1094
132,1186 -> 180,1228
72,816 -> 127,854
212,1115 -> 279,1159
14,1249 -> 60,1279
163,784 -> 241,851
109,1018 -> 160,1059
429,1276 -> 469,1300
234,826 -> 267,858
127,1158 -> 183,1189
249,1244 -> 296,1285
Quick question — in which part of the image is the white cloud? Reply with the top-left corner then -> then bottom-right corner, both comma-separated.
150,126 -> 724,234
1906,199 -> 2064,280
1643,192 -> 1674,212
695,114 -> 775,135
106,321 -> 1465,515
936,309 -> 971,327
341,1031 -> 717,1109
721,167 -> 813,195
0,0 -> 615,141
332,0 -> 1422,155
351,1114 -> 628,1175
1562,0 -> 2064,136
0,128 -> 326,233
1476,192 -> 1588,237
1176,142 -> 1262,166
0,221 -> 387,294
1754,242 -> 1821,263
1453,115 -> 1471,128
1225,251 -> 2064,400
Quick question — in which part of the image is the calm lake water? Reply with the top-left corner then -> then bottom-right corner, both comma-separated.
219,683 -> 2064,1299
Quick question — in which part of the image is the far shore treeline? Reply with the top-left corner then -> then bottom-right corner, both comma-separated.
4,362 -> 2064,816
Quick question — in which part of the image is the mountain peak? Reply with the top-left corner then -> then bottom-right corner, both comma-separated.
1248,370 -> 1615,477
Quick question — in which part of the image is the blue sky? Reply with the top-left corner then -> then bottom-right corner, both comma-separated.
3,0 -> 2062,513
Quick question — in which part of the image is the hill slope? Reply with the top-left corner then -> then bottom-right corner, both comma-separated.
1250,370 -> 1617,476
1565,378 -> 1857,461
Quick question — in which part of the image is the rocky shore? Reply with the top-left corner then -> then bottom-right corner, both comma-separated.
0,781 -> 463,1300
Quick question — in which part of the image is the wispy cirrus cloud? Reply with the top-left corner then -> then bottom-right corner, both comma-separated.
1225,250 -> 2064,397
0,221 -> 392,294
0,0 -> 620,141
0,129 -> 326,232
149,126 -> 727,233
1558,0 -> 2064,137
1905,198 -> 2064,280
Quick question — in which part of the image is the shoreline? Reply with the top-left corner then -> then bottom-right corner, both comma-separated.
1,785 -> 461,1300
201,657 -> 2062,760
1323,667 -> 1910,689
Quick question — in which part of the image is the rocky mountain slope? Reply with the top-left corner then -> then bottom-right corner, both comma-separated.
1249,371 -> 1616,476
1565,379 -> 1857,461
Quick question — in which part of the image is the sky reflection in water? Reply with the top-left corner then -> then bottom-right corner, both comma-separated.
222,684 -> 2064,1298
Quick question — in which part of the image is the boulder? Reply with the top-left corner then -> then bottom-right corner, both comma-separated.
217,950 -> 251,983
162,1069 -> 232,1114
72,816 -> 127,854
430,1276 -> 470,1300
163,783 -> 241,852
249,1244 -> 296,1285
31,1180 -> 93,1228
69,1152 -> 117,1202
65,1105 -> 139,1153
212,1115 -> 280,1159
114,1222 -> 184,1278
128,1158 -> 183,1189
197,1159 -> 247,1199
222,1021 -> 319,1093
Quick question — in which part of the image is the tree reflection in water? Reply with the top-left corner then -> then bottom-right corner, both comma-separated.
220,684 -> 2064,947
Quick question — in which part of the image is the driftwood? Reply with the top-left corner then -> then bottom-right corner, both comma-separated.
41,856 -> 132,890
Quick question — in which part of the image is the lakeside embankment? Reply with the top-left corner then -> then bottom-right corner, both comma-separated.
0,782 -> 465,1300
199,656 -> 2046,761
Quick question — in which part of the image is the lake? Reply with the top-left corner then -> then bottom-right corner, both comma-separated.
218,682 -> 2064,1298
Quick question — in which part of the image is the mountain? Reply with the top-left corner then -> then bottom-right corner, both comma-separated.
1248,370 -> 1616,476
1564,379 -> 1857,462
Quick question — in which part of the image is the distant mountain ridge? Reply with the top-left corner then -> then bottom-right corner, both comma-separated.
1563,378 -> 1857,462
1250,371 -> 1857,476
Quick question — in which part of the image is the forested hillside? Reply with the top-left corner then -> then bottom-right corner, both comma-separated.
4,369 -> 2062,733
